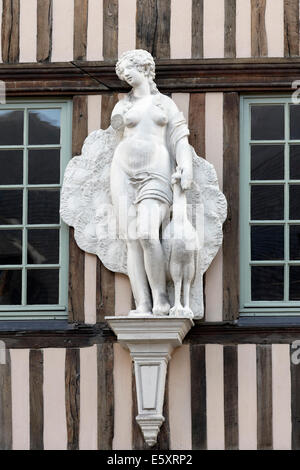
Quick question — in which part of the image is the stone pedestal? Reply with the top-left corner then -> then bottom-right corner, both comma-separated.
106,316 -> 193,447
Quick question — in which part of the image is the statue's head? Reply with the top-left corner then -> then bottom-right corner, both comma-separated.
116,49 -> 158,93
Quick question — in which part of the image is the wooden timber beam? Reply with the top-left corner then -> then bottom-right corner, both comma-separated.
1,58 -> 300,95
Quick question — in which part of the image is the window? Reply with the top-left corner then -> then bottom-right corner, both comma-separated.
240,96 -> 300,316
0,100 -> 72,319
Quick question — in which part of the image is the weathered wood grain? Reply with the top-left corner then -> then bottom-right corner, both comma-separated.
224,345 -> 238,449
2,0 -> 20,63
0,350 -> 12,450
96,94 -> 118,322
74,0 -> 88,61
291,344 -> 300,449
223,92 -> 239,321
97,343 -> 114,449
103,0 -> 118,60
69,95 -> 88,323
189,93 -> 205,156
284,0 -> 299,57
251,0 -> 267,57
192,0 -> 203,58
257,344 -> 273,449
190,344 -> 207,449
3,59 -> 300,95
225,0 -> 236,58
37,0 -> 52,62
65,348 -> 80,450
29,349 -> 43,450
136,0 -> 171,59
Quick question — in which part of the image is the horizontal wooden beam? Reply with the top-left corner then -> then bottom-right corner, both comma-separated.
1,58 -> 300,95
0,318 -> 300,346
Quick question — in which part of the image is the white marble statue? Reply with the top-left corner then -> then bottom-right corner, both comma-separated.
60,49 -> 227,319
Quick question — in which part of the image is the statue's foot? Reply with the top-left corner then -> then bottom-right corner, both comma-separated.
152,301 -> 170,316
182,307 -> 194,318
129,302 -> 152,316
169,304 -> 184,317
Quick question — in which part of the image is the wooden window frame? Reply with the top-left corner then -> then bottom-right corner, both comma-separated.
0,98 -> 72,320
240,94 -> 300,317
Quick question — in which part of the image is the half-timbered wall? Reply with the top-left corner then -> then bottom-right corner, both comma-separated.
0,0 -> 300,451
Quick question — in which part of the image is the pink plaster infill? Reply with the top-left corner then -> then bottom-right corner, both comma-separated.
51,0 -> 74,62
19,0 -> 37,63
236,0 -> 251,58
79,345 -> 98,450
87,0 -> 103,61
238,344 -> 257,450
203,0 -> 224,58
118,0 -> 136,56
204,93 -> 223,322
115,274 -> 132,316
266,0 -> 284,58
205,344 -> 225,450
43,348 -> 67,450
11,349 -> 30,450
272,344 -> 292,450
0,0 -> 2,63
171,93 -> 189,124
168,345 -> 192,450
170,0 -> 192,59
112,343 -> 132,450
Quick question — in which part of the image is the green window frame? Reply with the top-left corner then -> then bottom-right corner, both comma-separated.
240,95 -> 300,316
0,99 -> 72,319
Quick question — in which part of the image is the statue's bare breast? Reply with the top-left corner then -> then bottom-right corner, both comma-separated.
112,97 -> 172,177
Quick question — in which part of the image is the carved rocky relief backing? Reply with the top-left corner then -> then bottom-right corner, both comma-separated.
60,49 -> 227,319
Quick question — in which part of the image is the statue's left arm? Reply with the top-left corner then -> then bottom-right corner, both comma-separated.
163,95 -> 193,190
175,137 -> 193,190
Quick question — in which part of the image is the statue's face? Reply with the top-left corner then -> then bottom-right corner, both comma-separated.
119,58 -> 147,87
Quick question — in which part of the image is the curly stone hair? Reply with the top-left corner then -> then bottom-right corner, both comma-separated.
115,49 -> 158,94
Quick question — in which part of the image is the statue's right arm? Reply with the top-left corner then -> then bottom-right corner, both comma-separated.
111,101 -> 126,132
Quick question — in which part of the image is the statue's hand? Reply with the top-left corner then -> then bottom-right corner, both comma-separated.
180,168 -> 193,190
172,167 -> 193,190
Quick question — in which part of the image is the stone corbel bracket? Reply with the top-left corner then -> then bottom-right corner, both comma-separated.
105,316 -> 194,447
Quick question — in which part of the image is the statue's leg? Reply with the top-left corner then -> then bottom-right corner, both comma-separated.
111,166 -> 152,314
182,256 -> 195,317
137,200 -> 170,316
127,240 -> 152,314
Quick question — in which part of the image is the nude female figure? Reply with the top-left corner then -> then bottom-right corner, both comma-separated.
110,50 -> 193,316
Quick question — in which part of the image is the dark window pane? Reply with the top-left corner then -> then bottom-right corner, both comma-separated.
290,185 -> 300,220
251,105 -> 284,140
251,225 -> 284,260
28,109 -> 60,145
0,230 -> 22,264
0,190 -> 23,225
290,266 -> 300,300
28,149 -> 60,185
27,229 -> 59,264
251,185 -> 284,220
0,150 -> 23,185
28,190 -> 60,224
27,269 -> 59,304
290,225 -> 300,260
290,105 -> 300,140
290,145 -> 300,180
251,145 -> 284,180
0,269 -> 21,305
0,110 -> 23,145
251,266 -> 284,301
